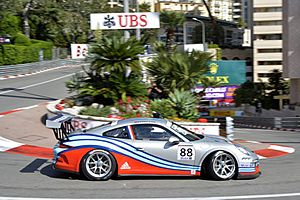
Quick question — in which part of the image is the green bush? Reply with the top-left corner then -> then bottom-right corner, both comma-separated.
79,106 -> 111,117
0,40 -> 53,65
150,99 -> 177,119
12,33 -> 32,46
168,89 -> 198,120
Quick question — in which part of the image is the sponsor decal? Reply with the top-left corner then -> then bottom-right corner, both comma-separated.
177,146 -> 195,161
90,12 -> 160,30
120,162 -> 131,170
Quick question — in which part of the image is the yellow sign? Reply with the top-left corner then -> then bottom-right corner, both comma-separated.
210,110 -> 235,117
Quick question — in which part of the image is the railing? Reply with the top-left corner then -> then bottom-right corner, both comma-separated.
0,59 -> 85,77
234,116 -> 300,130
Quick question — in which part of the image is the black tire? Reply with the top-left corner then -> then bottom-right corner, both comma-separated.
206,151 -> 236,180
81,150 -> 116,181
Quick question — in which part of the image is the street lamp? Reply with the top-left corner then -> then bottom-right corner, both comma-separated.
192,17 -> 206,51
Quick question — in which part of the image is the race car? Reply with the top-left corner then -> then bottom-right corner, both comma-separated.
46,115 -> 260,181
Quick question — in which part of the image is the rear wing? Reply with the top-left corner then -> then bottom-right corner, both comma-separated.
46,114 -> 75,141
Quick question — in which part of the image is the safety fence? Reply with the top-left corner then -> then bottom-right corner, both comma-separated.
0,59 -> 85,77
234,116 -> 300,131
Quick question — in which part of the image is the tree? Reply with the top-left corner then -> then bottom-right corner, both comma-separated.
160,11 -> 185,53
146,50 -> 212,95
234,80 -> 266,107
66,35 -> 147,105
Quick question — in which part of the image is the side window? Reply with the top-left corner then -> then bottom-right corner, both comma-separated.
132,124 -> 174,141
103,127 -> 130,139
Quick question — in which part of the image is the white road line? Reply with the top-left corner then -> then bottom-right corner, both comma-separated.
1,193 -> 300,200
0,72 -> 79,95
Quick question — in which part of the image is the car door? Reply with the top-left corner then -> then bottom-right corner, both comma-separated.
129,124 -> 197,175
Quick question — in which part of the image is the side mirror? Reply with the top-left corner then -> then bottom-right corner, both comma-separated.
168,136 -> 180,145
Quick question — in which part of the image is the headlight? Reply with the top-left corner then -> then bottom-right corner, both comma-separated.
236,145 -> 252,156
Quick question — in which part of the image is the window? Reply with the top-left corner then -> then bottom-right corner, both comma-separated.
258,61 -> 282,65
103,127 -> 130,139
257,49 -> 282,53
254,21 -> 282,26
255,34 -> 282,40
132,124 -> 174,141
254,7 -> 282,12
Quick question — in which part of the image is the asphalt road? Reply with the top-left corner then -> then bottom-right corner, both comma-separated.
0,67 -> 300,199
0,129 -> 299,199
0,65 -> 83,113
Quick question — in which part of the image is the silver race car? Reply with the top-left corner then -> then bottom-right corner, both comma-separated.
47,116 -> 261,181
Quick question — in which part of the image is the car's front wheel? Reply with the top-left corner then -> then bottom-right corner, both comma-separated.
81,150 -> 116,181
206,151 -> 236,180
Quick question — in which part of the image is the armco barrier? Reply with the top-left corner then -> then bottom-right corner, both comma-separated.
0,59 -> 84,77
47,100 -> 221,136
234,116 -> 300,131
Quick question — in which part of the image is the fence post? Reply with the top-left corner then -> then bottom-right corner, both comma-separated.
274,117 -> 282,129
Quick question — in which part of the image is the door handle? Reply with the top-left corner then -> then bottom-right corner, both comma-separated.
136,147 -> 144,151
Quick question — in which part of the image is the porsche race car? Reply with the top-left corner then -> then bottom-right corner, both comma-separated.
46,115 -> 260,181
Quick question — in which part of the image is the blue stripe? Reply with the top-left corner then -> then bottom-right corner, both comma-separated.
68,134 -> 198,168
58,134 -> 200,171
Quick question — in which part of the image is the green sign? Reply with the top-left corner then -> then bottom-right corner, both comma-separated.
202,60 -> 246,85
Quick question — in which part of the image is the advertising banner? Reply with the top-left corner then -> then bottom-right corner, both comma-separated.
201,61 -> 246,85
71,44 -> 88,59
90,12 -> 160,30
195,86 -> 238,100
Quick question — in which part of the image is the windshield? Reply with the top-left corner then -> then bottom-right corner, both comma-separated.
170,122 -> 203,141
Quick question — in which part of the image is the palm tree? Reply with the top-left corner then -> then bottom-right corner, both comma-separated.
146,50 -> 212,95
160,10 -> 185,53
88,35 -> 144,75
66,35 -> 147,105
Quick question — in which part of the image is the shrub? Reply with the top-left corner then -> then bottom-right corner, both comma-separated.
79,106 -> 111,117
150,99 -> 176,119
168,89 -> 199,120
12,33 -> 32,46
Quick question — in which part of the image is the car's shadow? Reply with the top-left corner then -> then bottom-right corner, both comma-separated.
38,163 -> 213,182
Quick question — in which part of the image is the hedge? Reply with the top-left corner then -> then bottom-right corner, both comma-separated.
0,40 -> 53,65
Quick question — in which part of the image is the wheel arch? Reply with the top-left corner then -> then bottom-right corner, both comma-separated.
79,148 -> 119,178
199,149 -> 239,176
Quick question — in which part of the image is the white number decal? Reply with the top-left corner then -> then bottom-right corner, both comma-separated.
177,146 -> 195,160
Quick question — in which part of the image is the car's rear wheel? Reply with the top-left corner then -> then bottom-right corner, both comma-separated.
206,151 -> 236,180
81,150 -> 116,181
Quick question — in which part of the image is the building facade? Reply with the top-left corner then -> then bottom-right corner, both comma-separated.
283,0 -> 300,105
252,0 -> 283,82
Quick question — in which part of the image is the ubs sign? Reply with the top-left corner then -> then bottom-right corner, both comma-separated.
90,13 -> 160,30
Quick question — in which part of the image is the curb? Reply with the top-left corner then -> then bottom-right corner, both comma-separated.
235,140 -> 295,159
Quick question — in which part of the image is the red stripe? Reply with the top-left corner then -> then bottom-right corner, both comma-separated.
254,149 -> 288,158
6,145 -> 53,159
0,109 -> 20,116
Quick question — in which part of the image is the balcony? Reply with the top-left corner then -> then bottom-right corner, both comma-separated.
254,40 -> 282,49
253,25 -> 282,34
253,0 -> 282,8
254,12 -> 282,21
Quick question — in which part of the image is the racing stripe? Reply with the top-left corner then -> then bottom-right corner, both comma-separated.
59,135 -> 200,171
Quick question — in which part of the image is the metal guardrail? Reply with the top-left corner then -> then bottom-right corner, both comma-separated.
0,59 -> 85,77
234,116 -> 300,130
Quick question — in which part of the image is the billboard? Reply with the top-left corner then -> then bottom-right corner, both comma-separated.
71,44 -> 88,59
90,12 -> 160,30
195,86 -> 238,100
201,61 -> 246,85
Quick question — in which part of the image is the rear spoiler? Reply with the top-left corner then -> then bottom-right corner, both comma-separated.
46,114 -> 75,141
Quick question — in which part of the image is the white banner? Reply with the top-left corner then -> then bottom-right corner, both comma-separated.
90,12 -> 160,30
71,44 -> 89,59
